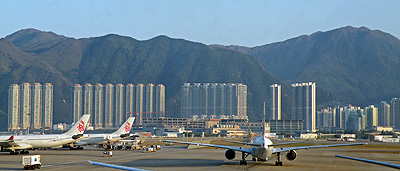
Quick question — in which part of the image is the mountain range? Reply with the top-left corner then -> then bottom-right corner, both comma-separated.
0,26 -> 399,131
0,29 -> 288,130
217,26 -> 400,106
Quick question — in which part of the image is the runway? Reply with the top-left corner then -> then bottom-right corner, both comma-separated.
1,141 -> 399,171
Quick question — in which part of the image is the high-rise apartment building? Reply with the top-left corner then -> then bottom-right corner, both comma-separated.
115,84 -> 125,126
8,84 -> 20,130
20,83 -> 31,130
270,84 -> 281,120
32,83 -> 42,129
365,105 -> 378,128
83,83 -> 94,126
94,83 -> 104,129
378,101 -> 390,127
180,83 -> 247,119
145,84 -> 154,118
155,84 -> 165,118
135,84 -> 144,125
8,83 -> 53,131
42,83 -> 53,129
291,82 -> 316,132
72,83 -> 165,129
71,84 -> 83,123
316,107 -> 335,129
126,84 -> 135,118
391,98 -> 400,129
104,84 -> 115,128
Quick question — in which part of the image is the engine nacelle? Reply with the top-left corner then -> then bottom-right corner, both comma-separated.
225,149 -> 236,160
285,150 -> 297,161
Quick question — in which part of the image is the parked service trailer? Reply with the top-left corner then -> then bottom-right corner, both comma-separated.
22,155 -> 41,170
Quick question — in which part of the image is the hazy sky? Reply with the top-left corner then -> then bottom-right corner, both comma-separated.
1,0 -> 399,47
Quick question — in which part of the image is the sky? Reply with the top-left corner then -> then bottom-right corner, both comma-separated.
1,0 -> 399,47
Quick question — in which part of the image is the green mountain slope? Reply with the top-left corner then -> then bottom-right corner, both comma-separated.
223,26 -> 400,106
0,38 -> 74,128
0,29 -> 290,130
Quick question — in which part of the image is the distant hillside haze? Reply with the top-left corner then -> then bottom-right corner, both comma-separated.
218,26 -> 400,106
0,29 -> 288,130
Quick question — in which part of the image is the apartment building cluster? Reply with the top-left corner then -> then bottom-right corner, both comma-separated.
8,83 -> 53,131
180,83 -> 247,119
72,83 -> 165,129
317,98 -> 400,131
270,82 -> 317,133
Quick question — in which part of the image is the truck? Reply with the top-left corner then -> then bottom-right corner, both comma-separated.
22,155 -> 41,170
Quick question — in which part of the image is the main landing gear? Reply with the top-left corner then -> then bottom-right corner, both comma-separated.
240,152 -> 249,165
274,152 -> 283,166
10,150 -> 29,155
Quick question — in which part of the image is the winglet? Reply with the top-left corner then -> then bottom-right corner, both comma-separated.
113,117 -> 135,135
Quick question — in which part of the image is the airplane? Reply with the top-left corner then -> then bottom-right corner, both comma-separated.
0,114 -> 90,155
335,155 -> 400,169
65,117 -> 136,149
162,107 -> 366,166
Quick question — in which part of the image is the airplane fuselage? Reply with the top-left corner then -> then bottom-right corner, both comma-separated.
0,134 -> 79,150
75,134 -> 124,146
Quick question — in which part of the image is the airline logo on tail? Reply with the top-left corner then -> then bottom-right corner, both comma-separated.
77,120 -> 85,133
124,122 -> 131,132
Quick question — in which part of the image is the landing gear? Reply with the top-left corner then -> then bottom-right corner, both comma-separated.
274,152 -> 283,166
240,152 -> 249,165
20,150 -> 29,154
10,151 -> 20,155
69,146 -> 83,150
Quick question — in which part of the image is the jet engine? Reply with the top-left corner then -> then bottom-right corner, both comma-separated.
225,149 -> 236,160
72,134 -> 83,140
285,150 -> 297,161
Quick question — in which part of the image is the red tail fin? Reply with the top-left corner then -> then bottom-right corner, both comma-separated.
8,135 -> 14,140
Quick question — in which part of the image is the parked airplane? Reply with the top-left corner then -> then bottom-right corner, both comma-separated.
335,155 -> 400,169
66,117 -> 136,150
162,109 -> 365,166
0,114 -> 90,155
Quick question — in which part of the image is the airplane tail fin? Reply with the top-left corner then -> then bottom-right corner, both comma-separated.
63,114 -> 90,135
113,117 -> 135,135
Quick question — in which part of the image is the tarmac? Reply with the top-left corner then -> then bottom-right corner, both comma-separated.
1,141 -> 399,171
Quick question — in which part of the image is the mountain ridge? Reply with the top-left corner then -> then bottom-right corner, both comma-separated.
0,29 -> 290,130
216,26 -> 400,106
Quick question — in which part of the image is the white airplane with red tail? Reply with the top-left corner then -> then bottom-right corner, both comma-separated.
0,114 -> 90,155
66,117 -> 136,149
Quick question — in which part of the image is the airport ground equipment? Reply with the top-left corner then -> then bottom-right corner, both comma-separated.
22,155 -> 41,170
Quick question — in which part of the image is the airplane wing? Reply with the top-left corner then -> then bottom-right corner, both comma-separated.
223,140 -> 261,146
272,143 -> 366,153
335,155 -> 400,169
88,161 -> 150,171
162,140 -> 252,154
224,140 -> 302,147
